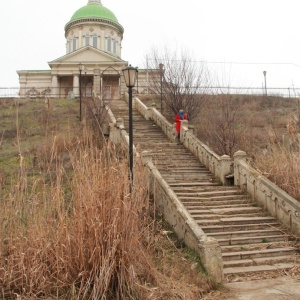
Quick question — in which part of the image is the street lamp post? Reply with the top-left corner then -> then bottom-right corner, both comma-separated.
122,65 -> 138,183
159,63 -> 164,114
263,70 -> 267,97
79,63 -> 84,121
84,68 -> 87,97
136,67 -> 139,94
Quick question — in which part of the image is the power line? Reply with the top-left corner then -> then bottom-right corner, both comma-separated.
149,58 -> 300,68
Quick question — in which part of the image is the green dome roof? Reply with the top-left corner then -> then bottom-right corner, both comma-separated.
71,3 -> 119,23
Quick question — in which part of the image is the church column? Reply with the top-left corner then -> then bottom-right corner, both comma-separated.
51,75 -> 59,98
73,75 -> 79,97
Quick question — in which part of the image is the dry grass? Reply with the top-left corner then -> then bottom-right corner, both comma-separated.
253,133 -> 300,201
0,98 -> 216,299
194,94 -> 300,201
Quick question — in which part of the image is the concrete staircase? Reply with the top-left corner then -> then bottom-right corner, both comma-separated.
109,99 -> 300,281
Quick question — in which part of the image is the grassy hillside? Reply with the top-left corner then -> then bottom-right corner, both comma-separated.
0,98 -> 216,299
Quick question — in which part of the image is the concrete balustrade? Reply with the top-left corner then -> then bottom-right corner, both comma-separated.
234,150 -> 300,235
141,151 -> 223,282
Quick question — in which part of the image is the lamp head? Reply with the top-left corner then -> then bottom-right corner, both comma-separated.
122,65 -> 138,88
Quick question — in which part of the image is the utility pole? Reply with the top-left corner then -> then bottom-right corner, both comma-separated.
263,71 -> 267,96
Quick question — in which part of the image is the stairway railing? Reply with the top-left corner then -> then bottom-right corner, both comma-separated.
234,150 -> 300,236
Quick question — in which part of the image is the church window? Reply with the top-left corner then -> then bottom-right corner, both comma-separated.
68,39 -> 72,53
85,35 -> 90,46
112,39 -> 117,54
93,34 -> 97,48
107,37 -> 112,52
73,38 -> 77,51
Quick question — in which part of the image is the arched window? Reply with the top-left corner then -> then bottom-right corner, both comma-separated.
107,37 -> 112,52
68,39 -> 72,53
85,34 -> 90,46
112,39 -> 117,54
93,34 -> 97,48
73,37 -> 77,51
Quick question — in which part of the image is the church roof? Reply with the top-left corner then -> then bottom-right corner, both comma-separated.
65,1 -> 123,33
70,2 -> 119,23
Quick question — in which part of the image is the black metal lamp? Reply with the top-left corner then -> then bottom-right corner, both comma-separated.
78,63 -> 84,121
122,65 -> 138,183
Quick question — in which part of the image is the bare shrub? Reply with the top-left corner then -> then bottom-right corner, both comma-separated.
146,46 -> 211,121
197,94 -> 240,157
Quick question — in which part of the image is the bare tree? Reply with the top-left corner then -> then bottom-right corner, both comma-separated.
146,46 -> 211,121
200,93 -> 240,157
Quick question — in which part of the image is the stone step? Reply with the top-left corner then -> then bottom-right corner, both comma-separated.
163,174 -> 214,179
197,216 -> 277,226
161,171 -> 210,175
221,240 -> 292,251
222,247 -> 296,261
223,255 -> 298,268
184,203 -> 253,209
206,229 -> 287,239
201,222 -> 281,233
162,176 -> 214,181
181,199 -> 252,206
164,167 -> 207,171
179,193 -> 250,198
223,263 -> 295,275
189,190 -> 246,197
169,182 -> 220,187
187,207 -> 262,215
192,212 -> 267,221
156,156 -> 203,161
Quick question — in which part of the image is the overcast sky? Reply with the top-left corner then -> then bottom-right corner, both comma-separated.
1,0 -> 300,94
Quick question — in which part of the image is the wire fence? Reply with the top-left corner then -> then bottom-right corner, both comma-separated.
1,86 -> 300,98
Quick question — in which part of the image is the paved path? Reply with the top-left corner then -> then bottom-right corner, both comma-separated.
224,276 -> 300,299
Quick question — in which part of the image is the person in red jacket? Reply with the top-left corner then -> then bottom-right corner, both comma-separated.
175,109 -> 188,140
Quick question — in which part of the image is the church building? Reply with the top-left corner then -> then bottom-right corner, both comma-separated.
17,0 -> 151,100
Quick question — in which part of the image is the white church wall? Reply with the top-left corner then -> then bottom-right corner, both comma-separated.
65,23 -> 122,57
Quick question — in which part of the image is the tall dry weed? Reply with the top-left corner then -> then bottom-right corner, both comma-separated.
0,127 -> 154,299
254,126 -> 300,201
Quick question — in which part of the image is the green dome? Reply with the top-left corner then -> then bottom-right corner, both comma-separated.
71,3 -> 119,23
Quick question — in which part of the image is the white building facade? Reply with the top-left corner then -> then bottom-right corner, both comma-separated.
17,0 -> 152,100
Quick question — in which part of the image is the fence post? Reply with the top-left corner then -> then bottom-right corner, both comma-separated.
220,154 -> 232,185
233,150 -> 247,187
